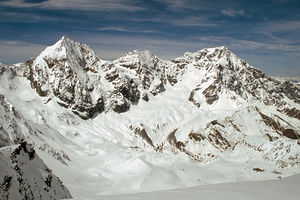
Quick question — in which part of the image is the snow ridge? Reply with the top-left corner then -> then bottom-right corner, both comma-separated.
20,37 -> 300,120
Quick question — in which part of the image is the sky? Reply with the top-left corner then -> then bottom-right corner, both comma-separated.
0,0 -> 299,77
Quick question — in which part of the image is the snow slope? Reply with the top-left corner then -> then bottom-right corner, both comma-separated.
0,142 -> 72,200
0,37 -> 299,199
95,173 -> 300,200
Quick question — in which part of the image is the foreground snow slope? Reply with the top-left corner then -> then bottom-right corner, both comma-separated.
0,143 -> 72,200
95,173 -> 300,200
0,37 -> 299,199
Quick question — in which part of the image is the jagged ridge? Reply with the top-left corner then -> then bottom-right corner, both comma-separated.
12,37 -> 300,120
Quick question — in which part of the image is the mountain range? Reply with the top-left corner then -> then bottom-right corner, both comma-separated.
0,36 -> 299,199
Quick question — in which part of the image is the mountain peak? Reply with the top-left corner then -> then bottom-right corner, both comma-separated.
60,35 -> 67,41
124,49 -> 155,58
37,36 -> 73,59
58,35 -> 72,43
116,49 -> 158,68
57,35 -> 76,47
215,45 -> 229,50
54,36 -> 76,51
195,45 -> 230,55
37,36 -> 89,62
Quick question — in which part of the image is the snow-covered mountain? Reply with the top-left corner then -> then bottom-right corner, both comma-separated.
0,36 -> 299,199
19,36 -> 171,119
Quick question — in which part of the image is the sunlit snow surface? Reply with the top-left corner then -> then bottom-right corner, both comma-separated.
93,174 -> 300,200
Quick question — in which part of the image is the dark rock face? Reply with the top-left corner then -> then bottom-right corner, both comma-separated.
113,50 -> 169,100
280,81 -> 300,104
188,89 -> 201,107
27,58 -> 49,97
130,124 -> 154,147
19,141 -> 35,160
112,97 -> 130,113
258,109 -> 300,140
280,107 -> 300,120
0,94 -> 26,147
0,143 -> 72,200
142,93 -> 149,102
119,81 -> 140,104
202,83 -> 220,105
188,132 -> 206,142
207,129 -> 231,151
1,176 -> 12,191
282,129 -> 299,140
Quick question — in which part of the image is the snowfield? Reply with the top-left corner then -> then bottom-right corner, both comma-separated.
94,174 -> 300,200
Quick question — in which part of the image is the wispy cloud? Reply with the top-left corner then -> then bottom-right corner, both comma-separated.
0,0 -> 143,11
2,33 -> 299,64
0,10 -> 67,23
154,0 -> 196,10
261,20 -> 300,33
221,9 -> 245,17
129,15 -> 219,28
166,16 -> 219,27
1,35 -> 299,77
191,36 -> 300,52
252,20 -> 300,46
97,26 -> 157,33
81,33 -> 299,61
0,40 -> 45,64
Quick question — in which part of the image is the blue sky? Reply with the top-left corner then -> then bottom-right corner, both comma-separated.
0,0 -> 299,76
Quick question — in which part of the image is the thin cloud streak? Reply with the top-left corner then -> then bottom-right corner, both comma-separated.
0,35 -> 299,77
154,0 -> 197,10
128,15 -> 219,27
79,34 -> 300,61
97,26 -> 158,33
221,9 -> 245,17
0,0 -> 299,76
192,36 -> 300,52
0,11 -> 68,23
166,16 -> 219,27
0,0 -> 144,11
0,40 -> 45,64
1,33 -> 300,64
261,20 -> 300,33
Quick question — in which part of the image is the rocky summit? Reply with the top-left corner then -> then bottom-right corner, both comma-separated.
0,37 -> 299,199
